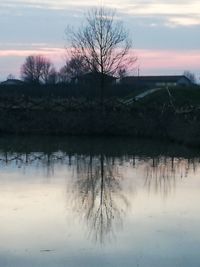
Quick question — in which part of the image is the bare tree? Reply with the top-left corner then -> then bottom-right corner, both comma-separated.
46,67 -> 58,84
67,7 -> 136,102
7,74 -> 15,80
183,70 -> 196,84
70,154 -> 129,244
41,60 -> 55,84
58,66 -> 70,83
118,68 -> 127,79
58,55 -> 89,83
21,55 -> 55,84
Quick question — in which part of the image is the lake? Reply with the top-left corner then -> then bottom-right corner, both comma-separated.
0,136 -> 200,267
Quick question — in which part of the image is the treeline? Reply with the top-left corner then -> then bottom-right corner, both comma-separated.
0,81 -> 141,99
3,7 -> 134,89
0,52 -> 136,99
18,54 -> 92,85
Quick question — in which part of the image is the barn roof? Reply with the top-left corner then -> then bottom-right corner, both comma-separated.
1,79 -> 25,85
122,75 -> 191,83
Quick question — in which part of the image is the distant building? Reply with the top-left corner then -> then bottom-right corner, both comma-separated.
72,72 -> 117,86
1,79 -> 25,86
121,75 -> 192,88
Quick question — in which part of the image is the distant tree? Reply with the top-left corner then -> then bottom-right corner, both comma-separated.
7,74 -> 15,80
66,55 -> 90,79
58,66 -> 70,83
183,70 -> 196,84
46,67 -> 58,84
41,60 -> 55,84
21,55 -> 55,84
118,68 -> 127,79
58,55 -> 90,83
67,7 -> 136,102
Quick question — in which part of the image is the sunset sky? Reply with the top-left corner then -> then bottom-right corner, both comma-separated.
0,0 -> 200,80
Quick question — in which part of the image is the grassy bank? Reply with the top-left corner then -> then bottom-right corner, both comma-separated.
1,85 -> 200,147
1,102 -> 200,147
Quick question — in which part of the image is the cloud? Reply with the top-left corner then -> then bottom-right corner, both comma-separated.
1,47 -> 200,78
119,1 -> 200,27
124,2 -> 200,16
1,0 -> 200,18
167,17 -> 200,27
0,48 -> 64,57
0,1 -> 200,78
1,0 -> 200,27
136,49 -> 200,76
0,46 -> 66,79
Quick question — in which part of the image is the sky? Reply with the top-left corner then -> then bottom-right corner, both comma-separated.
0,0 -> 200,80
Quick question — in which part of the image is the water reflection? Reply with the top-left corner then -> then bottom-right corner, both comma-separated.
144,157 -> 199,197
71,154 -> 129,243
0,136 -> 200,244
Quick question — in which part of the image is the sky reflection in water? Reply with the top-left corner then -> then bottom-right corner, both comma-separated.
0,137 -> 200,267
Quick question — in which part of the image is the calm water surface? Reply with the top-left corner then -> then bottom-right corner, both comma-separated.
0,136 -> 200,267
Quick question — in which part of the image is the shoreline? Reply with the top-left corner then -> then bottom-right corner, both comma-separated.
1,107 -> 200,148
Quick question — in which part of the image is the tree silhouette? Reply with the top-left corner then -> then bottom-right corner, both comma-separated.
59,55 -> 90,83
21,55 -> 55,84
71,154 -> 129,243
67,7 -> 136,103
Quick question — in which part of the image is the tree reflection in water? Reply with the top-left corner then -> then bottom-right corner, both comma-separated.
1,148 -> 200,243
143,157 -> 199,197
71,154 -> 129,244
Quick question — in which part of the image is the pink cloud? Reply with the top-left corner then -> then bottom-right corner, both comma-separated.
136,49 -> 200,70
0,47 -> 200,79
0,48 -> 65,79
0,48 -> 65,59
